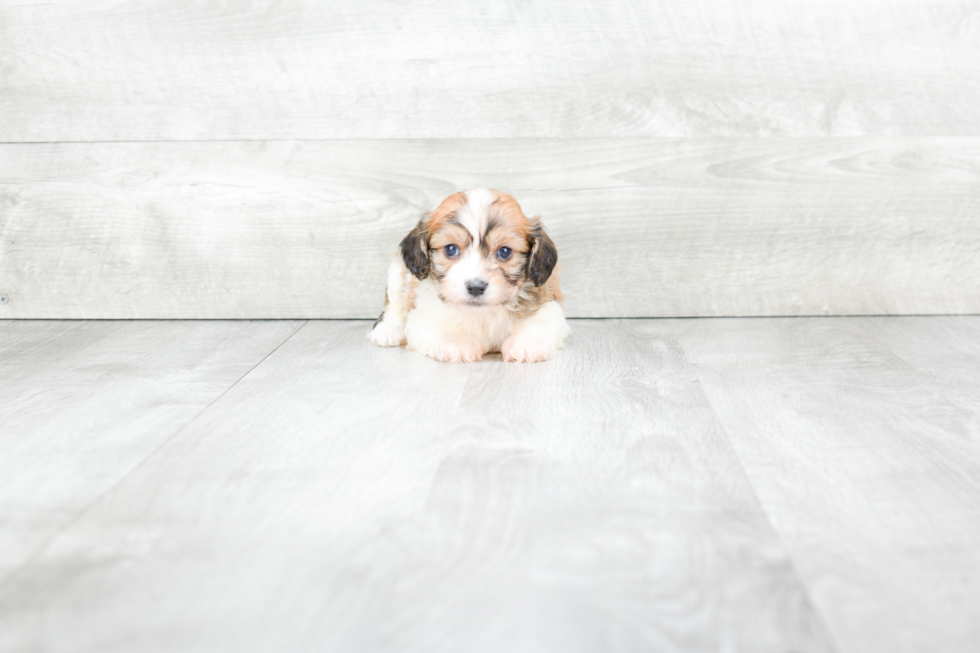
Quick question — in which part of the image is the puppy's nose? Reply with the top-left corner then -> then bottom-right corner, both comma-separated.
466,279 -> 488,297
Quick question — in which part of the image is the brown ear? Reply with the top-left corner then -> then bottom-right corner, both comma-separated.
399,218 -> 430,280
526,223 -> 558,287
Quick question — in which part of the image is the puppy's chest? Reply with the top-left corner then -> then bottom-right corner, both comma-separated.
409,279 -> 517,348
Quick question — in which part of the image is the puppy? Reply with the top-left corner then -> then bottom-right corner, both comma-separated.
369,188 -> 570,363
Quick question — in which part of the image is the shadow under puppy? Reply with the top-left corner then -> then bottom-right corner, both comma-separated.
369,188 -> 570,363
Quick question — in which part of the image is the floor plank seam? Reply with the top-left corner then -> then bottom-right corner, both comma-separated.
0,319 -> 310,593
681,357 -> 845,653
864,328 -> 974,418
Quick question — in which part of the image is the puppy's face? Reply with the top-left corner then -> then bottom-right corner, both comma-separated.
400,189 -> 557,310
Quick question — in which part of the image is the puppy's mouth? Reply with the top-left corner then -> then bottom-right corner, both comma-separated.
459,299 -> 497,311
461,302 -> 503,315
439,294 -> 502,310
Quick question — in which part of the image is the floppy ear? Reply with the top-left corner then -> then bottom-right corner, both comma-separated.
399,218 -> 430,280
526,223 -> 558,287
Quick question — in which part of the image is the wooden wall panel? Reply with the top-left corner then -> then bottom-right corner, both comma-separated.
1,0 -> 978,141
1,138 -> 977,318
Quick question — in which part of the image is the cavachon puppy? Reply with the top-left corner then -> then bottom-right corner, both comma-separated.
369,188 -> 570,363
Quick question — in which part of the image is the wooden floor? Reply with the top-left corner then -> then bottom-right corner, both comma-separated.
2,317 -> 978,653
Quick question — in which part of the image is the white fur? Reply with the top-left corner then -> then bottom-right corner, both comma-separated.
500,300 -> 571,363
371,318 -> 405,347
457,187 -> 494,239
369,188 -> 570,363
368,254 -> 413,347
371,275 -> 570,363
441,244 -> 488,305
403,278 -> 516,361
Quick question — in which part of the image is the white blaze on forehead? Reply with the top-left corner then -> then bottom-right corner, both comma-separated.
442,239 -> 493,303
457,188 -> 497,240
452,244 -> 484,279
444,192 -> 493,300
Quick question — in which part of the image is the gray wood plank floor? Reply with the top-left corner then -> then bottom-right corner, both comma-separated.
2,317 -> 978,653
672,317 -> 980,652
0,320 -> 303,586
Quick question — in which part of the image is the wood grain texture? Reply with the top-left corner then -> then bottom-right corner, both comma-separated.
0,320 -> 831,653
1,0 -> 977,140
0,319 -> 302,587
672,316 -> 980,653
868,317 -> 980,423
2,138 -> 978,319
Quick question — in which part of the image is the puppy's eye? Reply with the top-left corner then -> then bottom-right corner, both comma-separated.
497,246 -> 513,261
445,244 -> 459,258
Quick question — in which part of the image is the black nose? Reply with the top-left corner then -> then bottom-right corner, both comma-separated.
466,279 -> 488,297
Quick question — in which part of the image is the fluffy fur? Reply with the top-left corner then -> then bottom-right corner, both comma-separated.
369,188 -> 570,363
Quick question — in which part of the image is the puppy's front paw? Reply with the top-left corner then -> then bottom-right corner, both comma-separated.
501,334 -> 556,363
370,320 -> 405,347
429,337 -> 484,363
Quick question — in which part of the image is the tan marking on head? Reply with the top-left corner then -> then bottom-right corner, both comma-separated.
426,191 -> 470,233
429,223 -> 473,250
484,192 -> 532,244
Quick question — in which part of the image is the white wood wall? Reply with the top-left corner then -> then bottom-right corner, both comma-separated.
1,1 -> 978,318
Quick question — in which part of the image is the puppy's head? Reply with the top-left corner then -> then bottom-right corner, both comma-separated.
400,188 -> 557,310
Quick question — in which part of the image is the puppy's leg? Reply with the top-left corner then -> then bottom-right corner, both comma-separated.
403,316 -> 483,363
421,335 -> 484,363
501,301 -> 570,363
405,324 -> 484,362
369,255 -> 416,347
401,282 -> 484,363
